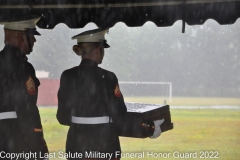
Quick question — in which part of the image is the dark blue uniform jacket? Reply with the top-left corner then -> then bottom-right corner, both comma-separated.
0,45 -> 48,159
57,59 -> 154,159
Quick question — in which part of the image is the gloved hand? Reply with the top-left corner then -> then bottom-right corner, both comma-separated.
149,119 -> 165,139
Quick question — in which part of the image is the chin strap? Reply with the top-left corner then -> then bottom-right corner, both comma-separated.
25,31 -> 32,52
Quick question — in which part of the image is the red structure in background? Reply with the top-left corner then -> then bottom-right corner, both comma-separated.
37,79 -> 60,106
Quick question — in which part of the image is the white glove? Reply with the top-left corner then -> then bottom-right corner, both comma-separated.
149,119 -> 165,139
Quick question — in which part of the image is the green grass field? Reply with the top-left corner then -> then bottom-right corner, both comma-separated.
39,97 -> 240,160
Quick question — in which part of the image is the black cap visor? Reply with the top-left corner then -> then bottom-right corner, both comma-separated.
100,39 -> 110,48
77,40 -> 110,48
25,28 -> 41,35
104,41 -> 110,48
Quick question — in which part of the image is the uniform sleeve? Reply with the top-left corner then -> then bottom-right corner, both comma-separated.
57,71 -> 72,126
14,64 -> 48,158
107,73 -> 154,138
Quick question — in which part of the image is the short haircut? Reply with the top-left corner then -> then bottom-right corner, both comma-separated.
78,42 -> 102,57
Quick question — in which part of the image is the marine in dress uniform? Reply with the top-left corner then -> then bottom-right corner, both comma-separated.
0,16 -> 48,160
57,28 -> 164,160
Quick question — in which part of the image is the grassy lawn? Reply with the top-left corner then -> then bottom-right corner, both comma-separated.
39,106 -> 240,160
120,109 -> 240,160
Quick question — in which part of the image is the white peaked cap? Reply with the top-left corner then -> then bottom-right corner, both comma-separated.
1,16 -> 41,35
72,28 -> 110,48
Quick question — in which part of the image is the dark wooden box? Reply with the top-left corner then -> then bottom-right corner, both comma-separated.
120,102 -> 173,137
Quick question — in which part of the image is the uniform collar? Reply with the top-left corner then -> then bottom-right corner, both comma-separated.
80,59 -> 98,67
3,45 -> 28,61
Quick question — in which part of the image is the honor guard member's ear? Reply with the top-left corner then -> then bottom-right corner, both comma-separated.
71,28 -> 110,56
72,45 -> 83,55
0,15 -> 41,51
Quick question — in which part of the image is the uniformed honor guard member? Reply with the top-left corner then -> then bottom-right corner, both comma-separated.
57,28 -> 164,160
0,16 -> 48,159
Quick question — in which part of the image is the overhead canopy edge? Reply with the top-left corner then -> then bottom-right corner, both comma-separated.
0,0 -> 239,9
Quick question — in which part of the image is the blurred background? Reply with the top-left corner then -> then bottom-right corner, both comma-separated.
1,19 -> 240,105
0,19 -> 240,160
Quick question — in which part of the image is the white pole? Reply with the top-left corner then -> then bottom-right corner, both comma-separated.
169,83 -> 172,102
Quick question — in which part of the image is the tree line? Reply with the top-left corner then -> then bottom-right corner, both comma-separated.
0,20 -> 239,97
